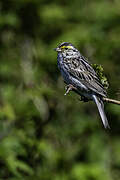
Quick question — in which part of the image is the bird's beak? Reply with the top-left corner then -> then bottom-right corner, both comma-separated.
54,47 -> 61,52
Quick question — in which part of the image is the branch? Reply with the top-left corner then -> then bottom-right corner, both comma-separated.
64,84 -> 120,105
103,97 -> 120,105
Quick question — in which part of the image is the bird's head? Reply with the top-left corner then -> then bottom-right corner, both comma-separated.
54,42 -> 78,53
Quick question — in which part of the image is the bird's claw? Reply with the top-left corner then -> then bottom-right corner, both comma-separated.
64,84 -> 77,96
79,96 -> 89,102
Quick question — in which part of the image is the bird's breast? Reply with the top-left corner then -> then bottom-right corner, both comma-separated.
57,53 -> 71,84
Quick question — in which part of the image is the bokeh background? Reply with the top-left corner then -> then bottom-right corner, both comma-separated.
0,0 -> 120,179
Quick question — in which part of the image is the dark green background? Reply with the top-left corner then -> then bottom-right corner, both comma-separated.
0,0 -> 120,179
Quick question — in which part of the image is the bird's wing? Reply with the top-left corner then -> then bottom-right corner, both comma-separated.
63,55 -> 107,97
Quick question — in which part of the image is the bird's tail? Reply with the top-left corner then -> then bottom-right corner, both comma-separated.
92,94 -> 110,129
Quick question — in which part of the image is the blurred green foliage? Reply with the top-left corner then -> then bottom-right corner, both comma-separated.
0,0 -> 120,179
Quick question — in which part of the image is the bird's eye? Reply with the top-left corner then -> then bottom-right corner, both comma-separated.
64,48 -> 68,50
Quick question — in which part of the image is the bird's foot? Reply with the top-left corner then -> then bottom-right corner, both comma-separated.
79,96 -> 89,102
64,84 -> 77,96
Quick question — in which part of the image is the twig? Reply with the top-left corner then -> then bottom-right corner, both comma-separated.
103,97 -> 120,105
64,85 -> 120,105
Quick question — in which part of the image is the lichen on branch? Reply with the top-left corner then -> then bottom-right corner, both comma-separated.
92,64 -> 109,90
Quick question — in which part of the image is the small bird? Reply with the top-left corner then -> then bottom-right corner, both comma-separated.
54,42 -> 110,128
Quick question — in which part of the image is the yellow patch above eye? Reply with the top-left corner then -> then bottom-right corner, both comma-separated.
61,45 -> 72,49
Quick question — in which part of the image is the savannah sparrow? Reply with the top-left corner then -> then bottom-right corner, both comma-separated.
54,42 -> 110,128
